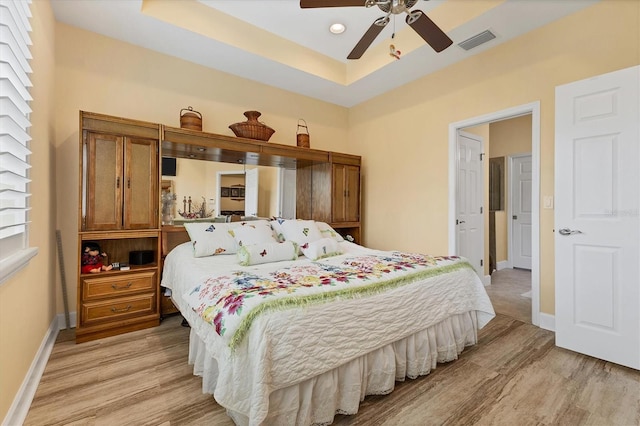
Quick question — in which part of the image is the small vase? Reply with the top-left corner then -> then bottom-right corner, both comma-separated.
229,110 -> 275,141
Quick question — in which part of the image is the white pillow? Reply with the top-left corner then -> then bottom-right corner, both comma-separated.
301,237 -> 342,261
281,219 -> 323,252
231,220 -> 277,247
315,221 -> 345,242
270,218 -> 288,242
183,222 -> 237,257
237,241 -> 298,266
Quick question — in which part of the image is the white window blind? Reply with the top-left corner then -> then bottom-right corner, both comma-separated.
0,0 -> 36,284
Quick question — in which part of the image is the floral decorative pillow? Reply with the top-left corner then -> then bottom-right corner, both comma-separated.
300,237 -> 342,261
315,221 -> 345,242
231,220 -> 277,247
280,219 -> 323,253
184,222 -> 237,257
237,241 -> 298,266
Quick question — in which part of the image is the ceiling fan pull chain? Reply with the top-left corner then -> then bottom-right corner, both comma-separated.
389,14 -> 401,60
392,13 -> 396,39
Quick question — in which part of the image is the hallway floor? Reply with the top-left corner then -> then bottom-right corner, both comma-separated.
485,268 -> 532,323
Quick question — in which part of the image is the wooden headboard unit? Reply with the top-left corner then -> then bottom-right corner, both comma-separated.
161,225 -> 190,257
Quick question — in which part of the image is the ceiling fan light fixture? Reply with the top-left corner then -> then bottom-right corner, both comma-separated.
329,22 -> 346,34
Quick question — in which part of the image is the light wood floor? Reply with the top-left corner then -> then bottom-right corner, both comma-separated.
485,268 -> 532,324
25,295 -> 639,425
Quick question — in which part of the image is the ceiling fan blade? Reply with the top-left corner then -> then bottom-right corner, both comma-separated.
300,0 -> 365,8
347,17 -> 388,60
406,10 -> 453,53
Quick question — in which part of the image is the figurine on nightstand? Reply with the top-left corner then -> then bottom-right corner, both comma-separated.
81,241 -> 113,274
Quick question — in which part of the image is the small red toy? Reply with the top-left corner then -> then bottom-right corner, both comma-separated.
81,241 -> 113,274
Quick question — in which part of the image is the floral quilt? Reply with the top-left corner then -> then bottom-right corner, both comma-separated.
183,252 -> 473,349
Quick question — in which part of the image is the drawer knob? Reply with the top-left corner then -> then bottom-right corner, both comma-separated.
112,282 -> 133,290
111,305 -> 132,313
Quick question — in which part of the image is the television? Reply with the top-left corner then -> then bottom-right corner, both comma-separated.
162,157 -> 177,176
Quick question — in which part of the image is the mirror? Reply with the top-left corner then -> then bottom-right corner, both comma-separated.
162,158 -> 294,221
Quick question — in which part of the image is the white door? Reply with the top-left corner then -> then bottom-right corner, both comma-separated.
511,154 -> 532,269
555,65 -> 639,369
457,131 -> 484,278
244,168 -> 259,217
278,168 -> 296,219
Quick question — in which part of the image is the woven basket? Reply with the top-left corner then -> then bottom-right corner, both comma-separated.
296,119 -> 310,148
229,111 -> 275,142
180,106 -> 202,131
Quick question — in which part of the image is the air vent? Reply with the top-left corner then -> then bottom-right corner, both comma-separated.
458,30 -> 496,51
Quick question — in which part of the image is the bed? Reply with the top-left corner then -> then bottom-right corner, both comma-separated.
160,219 -> 495,426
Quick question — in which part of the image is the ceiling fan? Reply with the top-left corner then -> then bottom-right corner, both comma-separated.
300,0 -> 453,60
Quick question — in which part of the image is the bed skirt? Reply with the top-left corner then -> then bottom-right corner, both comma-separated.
188,310 -> 479,426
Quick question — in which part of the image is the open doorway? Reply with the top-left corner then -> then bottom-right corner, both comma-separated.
448,102 -> 540,326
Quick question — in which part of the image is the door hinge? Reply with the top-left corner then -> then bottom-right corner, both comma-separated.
480,206 -> 483,214
480,259 -> 483,266
480,153 -> 485,161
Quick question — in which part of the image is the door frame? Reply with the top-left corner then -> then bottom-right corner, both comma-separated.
508,153 -> 533,270
216,170 -> 245,216
448,101 -> 541,326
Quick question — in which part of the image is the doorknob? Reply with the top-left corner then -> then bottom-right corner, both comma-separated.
558,228 -> 583,236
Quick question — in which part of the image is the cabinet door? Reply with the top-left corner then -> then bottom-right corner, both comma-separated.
85,133 -> 124,230
344,165 -> 360,222
332,164 -> 360,223
124,137 -> 158,229
332,164 -> 347,222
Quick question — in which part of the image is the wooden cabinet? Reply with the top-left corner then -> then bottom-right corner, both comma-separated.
332,163 -> 360,223
80,270 -> 157,326
296,153 -> 362,243
84,132 -> 158,231
160,124 -> 363,243
77,112 -> 161,343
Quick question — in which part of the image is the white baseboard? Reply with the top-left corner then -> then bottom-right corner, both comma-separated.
57,311 -> 77,330
538,312 -> 556,332
483,274 -> 492,286
2,316 -> 60,426
496,260 -> 510,270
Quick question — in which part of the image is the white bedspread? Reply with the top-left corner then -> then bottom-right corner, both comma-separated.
162,242 -> 495,425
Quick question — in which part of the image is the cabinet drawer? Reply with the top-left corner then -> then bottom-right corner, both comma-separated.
81,293 -> 156,325
82,271 -> 156,300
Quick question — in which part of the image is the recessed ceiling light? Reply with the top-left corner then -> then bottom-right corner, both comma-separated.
329,23 -> 346,34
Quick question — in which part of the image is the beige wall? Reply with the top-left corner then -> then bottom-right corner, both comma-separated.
349,0 -> 639,315
0,0 -> 57,420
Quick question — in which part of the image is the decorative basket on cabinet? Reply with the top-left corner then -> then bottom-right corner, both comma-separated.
229,110 -> 275,142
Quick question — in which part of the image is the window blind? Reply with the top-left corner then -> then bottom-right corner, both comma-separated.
0,0 -> 36,283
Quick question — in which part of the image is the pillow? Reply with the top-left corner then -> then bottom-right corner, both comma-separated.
183,222 -> 237,257
281,219 -> 323,252
237,241 -> 298,266
300,237 -> 342,261
231,220 -> 278,247
269,218 -> 288,242
315,221 -> 345,242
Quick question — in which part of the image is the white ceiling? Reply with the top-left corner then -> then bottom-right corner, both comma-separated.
51,0 -> 598,107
